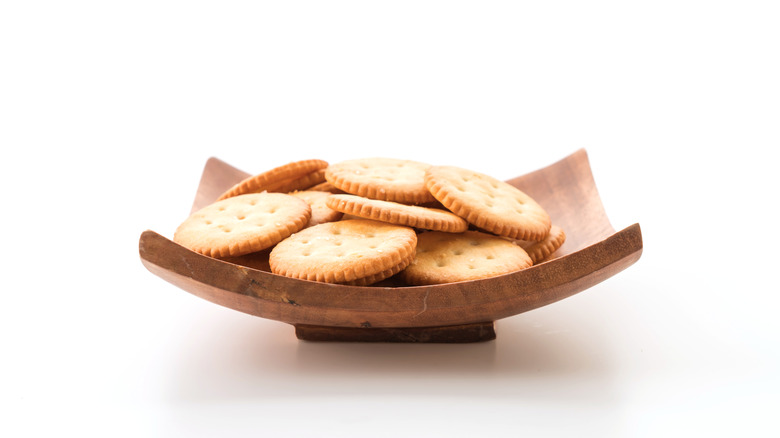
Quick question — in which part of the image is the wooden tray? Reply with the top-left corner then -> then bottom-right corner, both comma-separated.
139,149 -> 642,343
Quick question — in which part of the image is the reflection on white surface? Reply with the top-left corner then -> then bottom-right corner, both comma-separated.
166,309 -> 614,401
149,269 -> 778,437
155,284 -> 628,436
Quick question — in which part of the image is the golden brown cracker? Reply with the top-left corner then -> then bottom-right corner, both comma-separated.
325,158 -> 436,204
265,169 -> 327,193
269,219 -> 417,284
174,193 -> 311,258
326,194 -> 468,233
425,165 -> 551,241
217,159 -> 328,201
400,230 -> 532,285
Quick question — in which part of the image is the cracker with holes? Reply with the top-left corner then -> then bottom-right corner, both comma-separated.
174,193 -> 311,258
217,159 -> 329,201
400,230 -> 533,285
425,165 -> 551,241
515,224 -> 566,265
326,194 -> 468,233
269,219 -> 417,285
325,158 -> 436,205
289,190 -> 343,227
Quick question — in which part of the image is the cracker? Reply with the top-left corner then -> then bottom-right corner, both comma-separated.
289,190 -> 343,227
425,165 -> 551,241
326,194 -> 468,233
400,230 -> 533,285
174,193 -> 311,258
265,169 -> 327,193
515,224 -> 566,264
217,159 -> 328,201
269,219 -> 417,284
325,158 -> 436,204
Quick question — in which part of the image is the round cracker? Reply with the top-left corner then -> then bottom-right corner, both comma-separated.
326,194 -> 468,233
174,193 -> 311,258
217,159 -> 328,201
400,230 -> 533,285
425,165 -> 551,241
269,219 -> 417,284
325,158 -> 436,204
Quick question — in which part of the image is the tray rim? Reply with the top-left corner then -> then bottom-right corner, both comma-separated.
139,222 -> 641,329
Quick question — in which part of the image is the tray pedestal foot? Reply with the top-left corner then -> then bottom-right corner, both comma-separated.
294,321 -> 496,343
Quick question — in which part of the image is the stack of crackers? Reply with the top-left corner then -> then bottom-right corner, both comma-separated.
173,158 -> 566,286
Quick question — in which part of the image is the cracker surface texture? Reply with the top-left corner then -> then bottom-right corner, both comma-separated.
174,193 -> 311,258
325,158 -> 436,204
269,219 -> 417,284
401,230 -> 533,285
425,165 -> 551,241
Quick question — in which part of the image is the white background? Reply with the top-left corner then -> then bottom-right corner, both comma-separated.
2,1 -> 779,437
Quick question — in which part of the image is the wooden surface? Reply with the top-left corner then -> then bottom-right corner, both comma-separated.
139,149 -> 643,342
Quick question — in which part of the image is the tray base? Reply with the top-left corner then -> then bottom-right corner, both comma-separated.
294,321 -> 496,343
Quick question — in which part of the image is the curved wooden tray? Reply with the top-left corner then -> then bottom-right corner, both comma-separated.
139,149 -> 642,342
